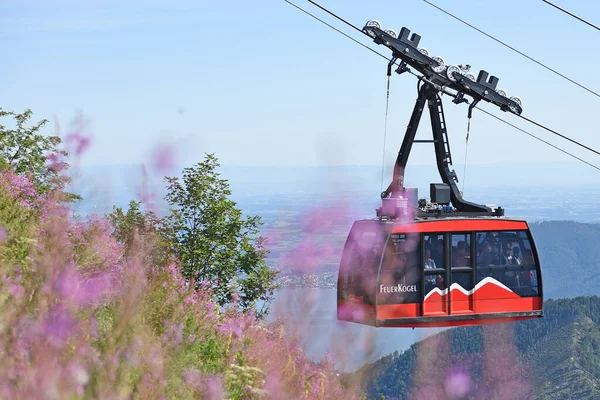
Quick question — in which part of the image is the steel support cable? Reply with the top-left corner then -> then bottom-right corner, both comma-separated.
283,0 -> 600,171
422,0 -> 600,99
475,107 -> 600,171
283,0 -> 391,62
462,118 -> 471,194
381,75 -> 391,192
516,114 -> 600,157
542,0 -> 600,32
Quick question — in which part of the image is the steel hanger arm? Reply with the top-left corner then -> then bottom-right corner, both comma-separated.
362,24 -> 523,115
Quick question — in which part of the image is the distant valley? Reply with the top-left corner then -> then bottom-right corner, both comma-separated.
70,165 -> 600,294
69,164 -> 600,377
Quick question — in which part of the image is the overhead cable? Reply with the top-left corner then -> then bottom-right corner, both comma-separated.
542,0 -> 600,32
476,107 -> 600,171
284,0 -> 390,62
422,0 -> 600,99
517,114 -> 600,157
283,0 -> 600,170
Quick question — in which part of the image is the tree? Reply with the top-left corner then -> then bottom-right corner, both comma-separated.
162,153 -> 278,314
108,200 -> 172,268
0,108 -> 80,201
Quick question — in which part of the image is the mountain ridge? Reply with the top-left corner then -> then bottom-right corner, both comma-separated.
349,296 -> 600,399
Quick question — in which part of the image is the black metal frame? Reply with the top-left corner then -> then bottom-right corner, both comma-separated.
380,81 -> 503,217
362,24 -> 523,115
363,23 -> 518,220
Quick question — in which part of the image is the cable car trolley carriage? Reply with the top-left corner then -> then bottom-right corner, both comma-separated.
336,19 -> 543,328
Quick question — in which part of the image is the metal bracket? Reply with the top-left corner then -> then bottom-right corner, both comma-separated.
362,22 -> 523,115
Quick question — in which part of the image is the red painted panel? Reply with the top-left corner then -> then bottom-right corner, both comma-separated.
377,303 -> 420,319
423,299 -> 447,315
473,281 -> 522,301
476,297 -> 542,313
449,288 -> 474,314
383,315 -> 539,328
451,301 -> 475,314
391,219 -> 528,234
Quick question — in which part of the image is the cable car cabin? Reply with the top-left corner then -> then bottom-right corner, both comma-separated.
337,218 -> 543,328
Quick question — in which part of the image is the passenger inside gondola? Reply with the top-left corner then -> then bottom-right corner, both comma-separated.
477,238 -> 504,282
424,249 -> 436,269
519,248 -> 538,295
500,242 -> 520,287
430,235 -> 444,270
500,243 -> 514,265
424,249 -> 437,292
452,240 -> 469,267
512,246 -> 523,265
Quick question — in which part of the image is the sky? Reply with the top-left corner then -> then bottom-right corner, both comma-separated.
3,0 -> 600,175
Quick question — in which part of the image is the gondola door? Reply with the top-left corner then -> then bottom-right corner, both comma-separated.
422,233 -> 448,316
449,233 -> 475,315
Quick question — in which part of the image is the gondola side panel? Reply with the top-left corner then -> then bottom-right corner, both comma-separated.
337,221 -> 387,326
376,232 -> 422,321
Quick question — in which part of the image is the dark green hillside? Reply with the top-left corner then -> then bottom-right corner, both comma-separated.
529,222 -> 600,299
351,297 -> 600,400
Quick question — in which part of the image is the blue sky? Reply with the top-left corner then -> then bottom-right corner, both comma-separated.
3,0 -> 600,173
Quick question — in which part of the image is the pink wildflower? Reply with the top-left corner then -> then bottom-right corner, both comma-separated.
150,142 -> 176,174
444,367 -> 471,398
65,130 -> 92,156
42,305 -> 75,347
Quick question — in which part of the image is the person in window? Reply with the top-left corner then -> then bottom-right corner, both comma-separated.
501,243 -> 514,265
512,246 -> 523,265
436,274 -> 445,290
477,242 -> 503,282
522,248 -> 534,265
500,243 -> 519,287
424,249 -> 437,291
492,244 -> 502,264
430,237 -> 443,269
477,243 -> 494,267
519,248 -> 536,294
424,249 -> 436,269
483,232 -> 500,249
453,240 -> 469,267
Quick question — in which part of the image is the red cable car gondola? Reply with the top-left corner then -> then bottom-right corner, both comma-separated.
337,217 -> 543,328
337,22 -> 543,328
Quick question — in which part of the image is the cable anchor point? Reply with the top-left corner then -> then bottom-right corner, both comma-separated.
395,61 -> 410,75
452,92 -> 468,105
387,56 -> 398,76
468,99 -> 480,119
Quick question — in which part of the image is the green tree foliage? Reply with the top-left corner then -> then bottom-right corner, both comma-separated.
0,181 -> 36,269
0,108 -> 80,202
0,170 -> 357,399
108,200 -> 172,268
162,153 -> 278,314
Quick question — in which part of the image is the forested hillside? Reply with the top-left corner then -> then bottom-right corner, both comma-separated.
530,221 -> 600,299
352,296 -> 600,399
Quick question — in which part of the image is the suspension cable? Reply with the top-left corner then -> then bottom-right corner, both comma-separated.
381,75 -> 391,192
475,107 -> 600,171
283,0 -> 390,62
421,0 -> 600,99
542,0 -> 600,32
462,118 -> 471,194
516,113 -> 600,157
283,0 -> 600,171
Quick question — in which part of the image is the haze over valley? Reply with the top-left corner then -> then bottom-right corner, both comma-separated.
71,163 -> 600,372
